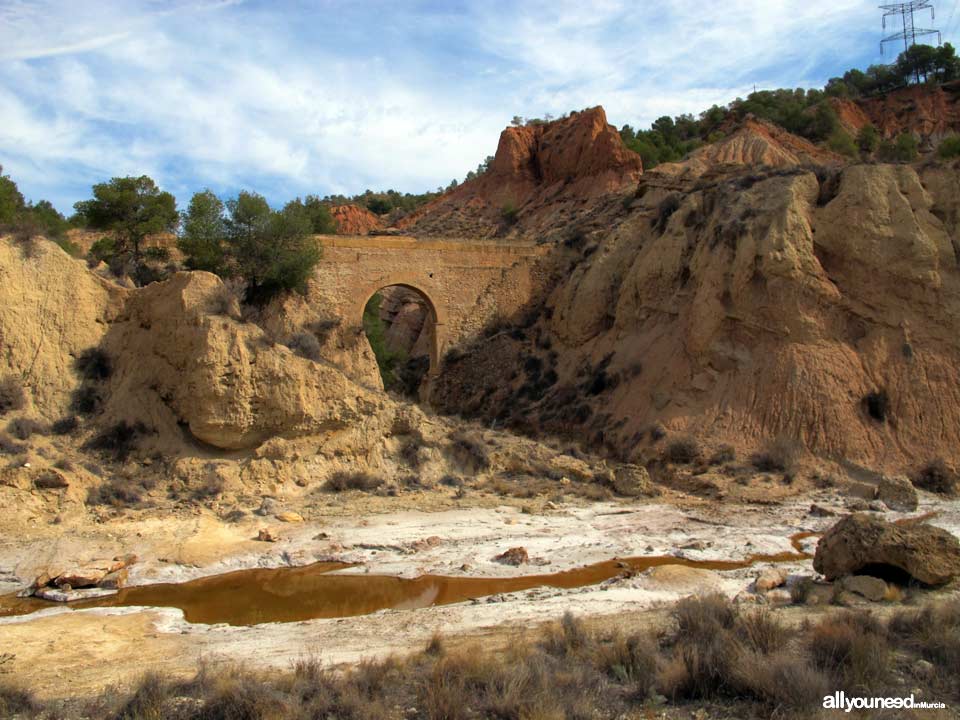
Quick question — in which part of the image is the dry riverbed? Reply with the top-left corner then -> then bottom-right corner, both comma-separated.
1,488 -> 958,703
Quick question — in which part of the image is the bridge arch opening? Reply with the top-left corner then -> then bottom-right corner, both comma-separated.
360,283 -> 439,397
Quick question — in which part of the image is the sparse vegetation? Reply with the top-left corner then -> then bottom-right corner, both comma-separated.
0,680 -> 37,718
709,444 -> 736,465
286,331 -> 323,362
749,435 -> 801,474
86,475 -> 156,507
912,458 -> 959,495
808,611 -> 890,692
325,471 -> 385,492
878,132 -> 920,162
7,595 -> 960,718
447,430 -> 491,473
0,432 -> 25,455
191,475 -> 225,500
51,415 -> 79,435
665,436 -> 701,464
6,417 -> 45,440
827,129 -> 859,158
857,124 -> 881,155
500,202 -> 519,226
362,291 -> 407,391
618,43 -> 960,170
34,470 -> 69,489
0,375 -> 26,416
938,135 -> 960,159
84,421 -> 150,461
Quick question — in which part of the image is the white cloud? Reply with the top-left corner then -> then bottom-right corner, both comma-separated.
0,0 -> 887,212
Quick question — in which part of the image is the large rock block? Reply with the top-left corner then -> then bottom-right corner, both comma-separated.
100,272 -> 389,450
878,475 -> 918,512
813,513 -> 960,586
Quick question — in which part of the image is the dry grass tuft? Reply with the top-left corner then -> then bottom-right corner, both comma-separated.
0,375 -> 26,416
13,596 -> 960,719
665,436 -> 701,464
808,611 -> 890,692
325,471 -> 385,492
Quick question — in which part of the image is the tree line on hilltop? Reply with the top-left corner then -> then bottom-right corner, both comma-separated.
618,43 -> 960,169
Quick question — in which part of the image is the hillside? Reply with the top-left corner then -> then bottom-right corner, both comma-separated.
421,94 -> 960,472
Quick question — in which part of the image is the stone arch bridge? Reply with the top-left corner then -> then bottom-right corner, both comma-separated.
312,235 -> 550,375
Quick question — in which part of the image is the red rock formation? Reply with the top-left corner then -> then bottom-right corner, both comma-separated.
400,106 -> 643,238
330,204 -> 383,235
832,83 -> 960,142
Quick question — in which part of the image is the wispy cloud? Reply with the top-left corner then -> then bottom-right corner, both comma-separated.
0,0 -> 901,213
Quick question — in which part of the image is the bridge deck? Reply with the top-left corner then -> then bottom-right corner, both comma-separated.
313,234 -> 549,256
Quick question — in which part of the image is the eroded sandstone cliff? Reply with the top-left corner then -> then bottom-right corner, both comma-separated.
428,150 -> 960,471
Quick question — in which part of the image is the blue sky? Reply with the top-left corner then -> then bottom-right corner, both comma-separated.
2,0 -> 957,214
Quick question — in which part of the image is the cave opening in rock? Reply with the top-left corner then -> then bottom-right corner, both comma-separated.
361,285 -> 436,397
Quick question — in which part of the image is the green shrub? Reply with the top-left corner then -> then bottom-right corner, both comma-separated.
938,135 -> 960,159
828,129 -> 859,158
857,124 -> 880,154
879,133 -> 919,162
500,202 -> 519,226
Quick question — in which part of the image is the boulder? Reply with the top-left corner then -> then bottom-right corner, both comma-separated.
275,511 -> 304,523
99,568 -> 129,589
493,547 -> 529,566
35,587 -> 117,603
256,528 -> 277,542
813,513 -> 960,585
840,574 -> 888,602
255,498 -> 280,517
754,567 -> 788,592
764,589 -> 793,605
54,566 -> 109,589
612,464 -> 656,497
878,475 -> 918,512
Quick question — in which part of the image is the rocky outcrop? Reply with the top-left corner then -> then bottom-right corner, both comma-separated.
0,237 -> 127,420
330,205 -> 383,235
98,272 -> 388,450
430,161 -> 960,469
878,475 -> 918,512
831,82 -> 960,143
813,513 -> 960,585
399,107 -> 643,238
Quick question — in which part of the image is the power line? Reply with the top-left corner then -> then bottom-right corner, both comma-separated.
879,1 -> 942,58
